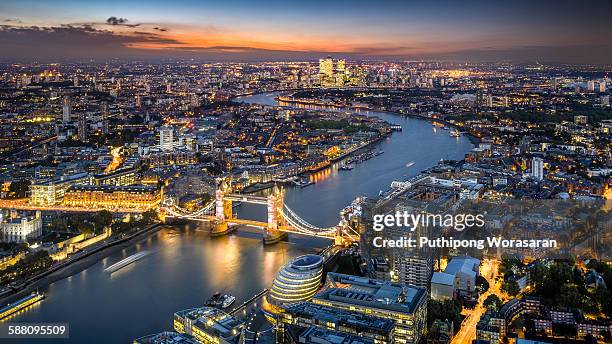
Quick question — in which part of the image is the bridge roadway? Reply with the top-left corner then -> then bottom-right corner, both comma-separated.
224,193 -> 268,204
181,214 -> 336,239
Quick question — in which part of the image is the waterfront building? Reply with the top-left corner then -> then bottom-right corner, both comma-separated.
268,254 -> 324,308
276,301 -> 395,343
133,331 -> 198,344
312,273 -> 427,344
173,307 -> 243,344
30,172 -> 91,206
0,211 -> 42,243
62,185 -> 162,209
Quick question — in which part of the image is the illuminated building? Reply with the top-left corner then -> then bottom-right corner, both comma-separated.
574,115 -> 588,125
93,168 -> 138,186
587,80 -> 595,91
276,301 -> 395,343
30,173 -> 91,205
0,210 -> 42,243
78,111 -> 87,142
141,150 -> 197,167
62,95 -> 71,122
336,59 -> 346,86
101,101 -> 109,134
268,254 -> 324,307
312,273 -> 427,344
173,307 -> 243,344
532,157 -> 544,181
319,56 -> 334,88
63,185 -> 162,209
159,125 -> 175,152
133,331 -> 198,344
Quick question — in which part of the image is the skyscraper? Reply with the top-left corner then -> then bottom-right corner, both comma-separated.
159,125 -> 174,151
532,157 -> 544,181
77,112 -> 87,142
587,80 -> 595,92
319,56 -> 334,87
62,95 -> 71,122
335,59 -> 346,86
600,80 -> 607,93
101,101 -> 109,135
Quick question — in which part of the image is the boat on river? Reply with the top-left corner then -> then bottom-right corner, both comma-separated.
104,251 -> 149,273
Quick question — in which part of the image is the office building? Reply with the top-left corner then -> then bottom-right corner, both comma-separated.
532,157 -> 544,181
431,256 -> 480,299
30,173 -> 91,206
133,331 -> 198,344
574,115 -> 588,125
313,273 -> 427,344
276,301 -> 395,344
63,185 -> 162,210
159,125 -> 175,152
78,111 -> 87,142
101,101 -> 109,134
173,307 -> 243,344
587,80 -> 595,91
319,56 -> 334,87
268,254 -> 324,307
62,95 -> 71,122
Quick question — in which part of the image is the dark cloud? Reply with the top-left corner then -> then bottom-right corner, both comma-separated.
0,25 -> 183,61
3,18 -> 23,24
153,27 -> 168,32
106,16 -> 140,28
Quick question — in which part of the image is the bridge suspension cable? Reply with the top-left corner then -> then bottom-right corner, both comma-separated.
279,204 -> 338,236
162,199 -> 215,219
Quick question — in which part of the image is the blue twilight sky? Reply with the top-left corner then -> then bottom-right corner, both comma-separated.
1,0 -> 611,63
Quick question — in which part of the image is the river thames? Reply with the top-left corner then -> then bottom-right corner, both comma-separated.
5,92 -> 473,343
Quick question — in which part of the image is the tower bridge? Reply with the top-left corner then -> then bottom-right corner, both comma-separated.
161,179 -> 359,245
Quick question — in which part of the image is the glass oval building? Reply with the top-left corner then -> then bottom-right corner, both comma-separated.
268,254 -> 324,307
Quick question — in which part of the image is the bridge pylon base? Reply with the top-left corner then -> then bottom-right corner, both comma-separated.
263,229 -> 288,245
211,221 -> 233,237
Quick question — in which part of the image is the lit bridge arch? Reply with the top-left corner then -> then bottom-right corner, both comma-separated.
160,181 -> 359,245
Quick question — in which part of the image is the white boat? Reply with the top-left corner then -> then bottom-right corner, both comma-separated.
449,129 -> 460,137
222,294 -> 236,308
105,251 -> 149,273
406,161 -> 415,168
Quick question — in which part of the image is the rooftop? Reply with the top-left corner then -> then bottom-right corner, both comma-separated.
314,273 -> 426,314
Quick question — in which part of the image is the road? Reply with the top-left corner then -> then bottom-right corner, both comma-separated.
451,258 -> 504,344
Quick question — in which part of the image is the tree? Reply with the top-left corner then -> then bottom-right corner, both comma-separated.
7,180 -> 30,199
93,210 -> 113,231
483,294 -> 503,311
476,275 -> 489,293
502,279 -> 520,297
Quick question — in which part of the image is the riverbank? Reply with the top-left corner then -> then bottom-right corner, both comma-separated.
0,223 -> 164,305
237,87 -> 480,146
271,92 -> 481,146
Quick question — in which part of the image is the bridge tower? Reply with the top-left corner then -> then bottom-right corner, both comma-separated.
263,185 -> 288,244
211,178 -> 233,236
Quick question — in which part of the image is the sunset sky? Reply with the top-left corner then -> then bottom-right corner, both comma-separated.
1,0 -> 612,63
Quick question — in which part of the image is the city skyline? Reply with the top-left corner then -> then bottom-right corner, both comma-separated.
2,0 -> 612,64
